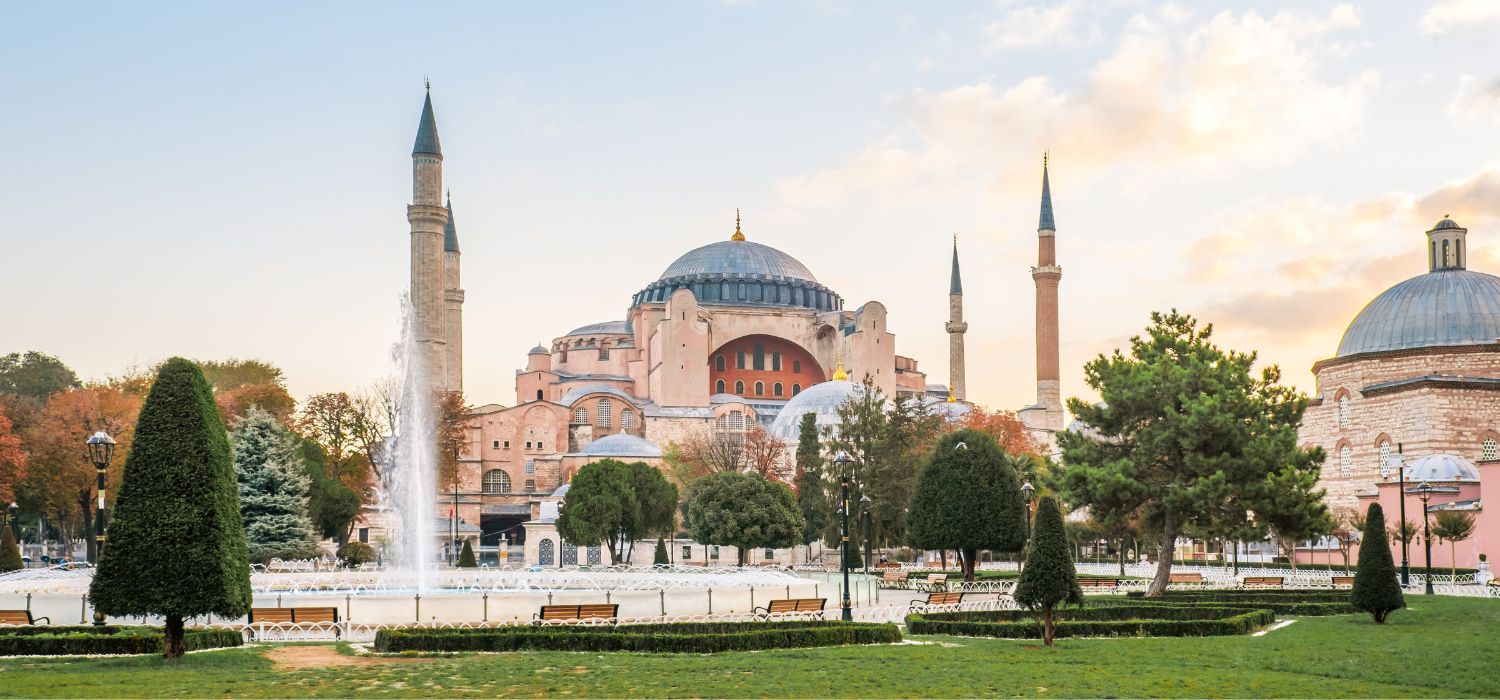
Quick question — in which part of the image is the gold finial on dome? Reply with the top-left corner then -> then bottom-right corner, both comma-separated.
832,355 -> 849,381
731,209 -> 746,241
947,382 -> 956,403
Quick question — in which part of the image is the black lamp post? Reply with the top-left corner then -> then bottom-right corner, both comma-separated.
1393,444 -> 1410,586
1415,481 -> 1436,595
1020,481 -> 1035,572
859,494 -> 872,571
5,502 -> 16,542
834,450 -> 853,621
85,431 -> 115,627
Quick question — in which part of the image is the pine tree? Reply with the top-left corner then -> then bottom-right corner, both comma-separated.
233,408 -> 321,564
0,527 -> 21,573
654,537 -> 669,566
793,413 -> 829,555
1013,496 -> 1083,646
457,539 -> 477,568
908,429 -> 1026,580
1351,502 -> 1405,624
89,358 -> 252,658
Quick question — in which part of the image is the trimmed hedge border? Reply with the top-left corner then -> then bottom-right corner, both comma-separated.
0,626 -> 243,656
1122,591 -> 1357,616
906,605 -> 1275,639
373,621 -> 901,654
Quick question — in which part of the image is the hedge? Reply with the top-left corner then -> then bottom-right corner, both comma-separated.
1109,595 -> 1355,616
0,626 -> 243,656
1079,559 -> 1478,576
373,621 -> 901,654
906,605 -> 1274,639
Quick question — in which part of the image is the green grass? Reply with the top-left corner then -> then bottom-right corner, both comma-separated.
0,597 -> 1494,697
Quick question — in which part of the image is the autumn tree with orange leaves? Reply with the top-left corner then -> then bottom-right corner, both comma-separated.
0,406 -> 27,504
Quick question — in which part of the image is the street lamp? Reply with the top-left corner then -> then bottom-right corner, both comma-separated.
834,450 -> 853,621
1390,444 -> 1410,586
5,502 -> 16,542
1020,481 -> 1035,572
1415,481 -> 1436,595
85,431 -> 115,627
859,494 -> 872,571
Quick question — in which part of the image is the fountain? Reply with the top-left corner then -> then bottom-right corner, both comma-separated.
378,296 -> 438,592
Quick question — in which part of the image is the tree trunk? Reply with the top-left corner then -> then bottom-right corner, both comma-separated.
961,547 -> 978,581
164,613 -> 185,659
1042,607 -> 1055,646
1147,520 -> 1176,596
1118,538 -> 1126,577
1451,541 -> 1457,582
737,547 -> 745,567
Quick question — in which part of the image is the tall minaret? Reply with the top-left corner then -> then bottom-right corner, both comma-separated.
409,84 -> 450,390
442,191 -> 465,394
945,236 -> 967,401
1030,153 -> 1064,435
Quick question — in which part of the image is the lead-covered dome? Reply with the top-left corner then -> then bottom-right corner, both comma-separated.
769,379 -> 870,443
659,240 -> 818,283
1403,453 -> 1480,482
1336,269 -> 1500,357
632,223 -> 842,310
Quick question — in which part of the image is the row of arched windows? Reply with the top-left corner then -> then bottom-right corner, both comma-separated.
715,352 -> 802,373
715,379 -> 801,397
1331,433 -> 1500,479
570,398 -> 636,429
481,469 -> 536,494
633,279 -> 842,311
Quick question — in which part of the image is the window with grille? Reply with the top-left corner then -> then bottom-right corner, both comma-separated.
754,381 -> 764,396
715,355 -> 726,371
492,440 -> 500,449
792,384 -> 801,396
621,411 -> 634,430
503,440 -> 510,449
774,382 -> 783,397
1484,437 -> 1498,461
1378,441 -> 1393,474
574,407 -> 588,424
597,399 -> 612,428
772,352 -> 782,371
525,460 -> 536,475
716,379 -> 726,394
793,360 -> 801,374
1338,394 -> 1351,428
1339,446 -> 1352,477
736,352 -> 746,369
482,469 -> 512,494
735,380 -> 745,394
524,479 -> 536,493
753,343 -> 765,370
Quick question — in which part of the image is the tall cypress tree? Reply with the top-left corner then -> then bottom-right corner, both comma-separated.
1013,496 -> 1083,646
793,413 -> 829,557
1351,502 -> 1405,624
90,358 -> 252,658
233,407 -> 321,564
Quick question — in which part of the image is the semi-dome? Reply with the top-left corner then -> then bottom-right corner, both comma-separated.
632,221 -> 842,311
1335,269 -> 1500,357
768,379 -> 868,442
574,432 -> 662,458
565,320 -> 631,337
1403,453 -> 1480,482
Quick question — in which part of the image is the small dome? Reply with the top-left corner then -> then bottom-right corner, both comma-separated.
1336,270 -> 1500,357
921,396 -> 973,420
528,345 -> 549,355
551,483 -> 570,498
575,433 -> 662,458
768,379 -> 872,442
1432,218 -> 1463,231
565,320 -> 631,337
1404,454 -> 1480,482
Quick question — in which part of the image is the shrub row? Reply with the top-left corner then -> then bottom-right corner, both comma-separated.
1117,592 -> 1355,615
906,605 -> 1274,639
1128,589 -> 1351,600
1085,560 -> 1478,575
373,621 -> 901,654
0,627 -> 242,656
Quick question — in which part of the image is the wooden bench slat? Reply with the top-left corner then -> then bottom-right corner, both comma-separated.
537,604 -> 619,621
0,610 -> 39,625
1169,573 -> 1203,583
249,607 -> 339,624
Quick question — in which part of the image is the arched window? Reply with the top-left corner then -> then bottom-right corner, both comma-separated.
793,360 -> 801,374
754,381 -> 764,396
562,542 -> 578,566
715,410 -> 749,451
574,407 -> 588,424
772,352 -> 782,371
715,355 -> 726,371
774,382 -> 783,397
536,389 -> 543,401
716,379 -> 726,394
1431,241 -> 1437,269
1337,392 -> 1351,428
792,384 -> 801,396
1378,440 -> 1393,476
621,411 -> 634,430
1443,240 -> 1451,267
1483,437 -> 1498,461
736,351 -> 746,369
538,539 -> 555,566
753,343 -> 765,370
1457,239 -> 1464,268
735,380 -> 745,394
524,479 -> 536,493
482,469 -> 512,494
1338,445 -> 1353,477
597,398 -> 612,428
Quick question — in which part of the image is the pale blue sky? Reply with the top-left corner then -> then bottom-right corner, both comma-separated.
4,1 -> 1499,411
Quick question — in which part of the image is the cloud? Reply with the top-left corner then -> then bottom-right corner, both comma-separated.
1419,0 -> 1500,36
778,6 -> 1378,209
983,1 -> 1093,50
1448,74 -> 1500,123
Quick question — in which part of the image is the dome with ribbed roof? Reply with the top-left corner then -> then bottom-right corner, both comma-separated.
768,379 -> 873,442
1403,454 -> 1480,482
632,220 -> 842,310
573,433 -> 662,458
1336,269 -> 1500,357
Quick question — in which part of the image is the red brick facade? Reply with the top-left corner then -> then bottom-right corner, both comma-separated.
708,334 -> 825,400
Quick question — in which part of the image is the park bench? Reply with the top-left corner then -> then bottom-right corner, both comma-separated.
0,610 -> 49,626
754,598 -> 826,619
1077,577 -> 1120,591
533,604 -> 619,623
1242,576 -> 1284,589
248,607 -> 340,639
1330,575 -> 1355,588
1168,572 -> 1203,584
909,591 -> 964,613
921,573 -> 949,592
874,561 -> 902,569
880,570 -> 909,587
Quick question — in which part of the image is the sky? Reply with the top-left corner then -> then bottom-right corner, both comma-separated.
3,0 -> 1500,414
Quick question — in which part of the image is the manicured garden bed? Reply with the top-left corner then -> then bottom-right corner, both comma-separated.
906,604 -> 1274,638
0,626 -> 243,656
373,620 -> 902,654
1121,590 -> 1357,615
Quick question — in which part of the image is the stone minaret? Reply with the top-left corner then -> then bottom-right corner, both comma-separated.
1030,154 -> 1064,435
409,86 -> 450,390
945,237 -> 967,401
443,191 -> 465,394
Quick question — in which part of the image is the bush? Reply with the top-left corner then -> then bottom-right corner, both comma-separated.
1351,502 -> 1405,624
0,626 -> 242,656
457,540 -> 477,568
373,621 -> 901,654
1013,496 -> 1082,645
1112,594 -> 1354,616
907,605 -> 1273,639
0,527 -> 21,573
653,538 -> 669,566
338,542 -> 377,566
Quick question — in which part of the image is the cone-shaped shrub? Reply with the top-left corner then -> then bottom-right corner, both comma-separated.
1351,502 -> 1404,623
0,527 -> 21,573
654,537 -> 669,566
1013,496 -> 1083,646
458,539 -> 477,568
89,358 -> 252,658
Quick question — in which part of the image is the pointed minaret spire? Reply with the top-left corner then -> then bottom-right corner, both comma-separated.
444,190 -> 460,253
413,86 -> 442,157
946,235 -> 968,401
1039,150 -> 1055,231
949,235 -> 963,295
731,208 -> 746,241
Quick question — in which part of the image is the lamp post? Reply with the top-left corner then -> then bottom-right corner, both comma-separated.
5,502 -> 16,542
1394,444 -> 1410,586
859,494 -> 872,571
85,431 -> 115,627
1415,481 -> 1435,595
834,451 -> 853,621
1020,481 -> 1035,572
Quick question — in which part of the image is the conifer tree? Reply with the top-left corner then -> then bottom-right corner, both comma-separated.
654,537 -> 669,566
457,539 -> 477,568
0,527 -> 21,573
233,408 -> 321,563
1351,502 -> 1405,624
793,413 -> 829,556
1013,496 -> 1083,646
908,429 -> 1026,580
89,358 -> 252,658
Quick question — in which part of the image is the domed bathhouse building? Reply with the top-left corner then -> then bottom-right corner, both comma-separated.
1295,217 -> 1500,573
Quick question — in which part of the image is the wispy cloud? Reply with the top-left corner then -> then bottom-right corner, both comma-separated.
1419,0 -> 1500,36
1448,74 -> 1500,123
982,1 -> 1098,50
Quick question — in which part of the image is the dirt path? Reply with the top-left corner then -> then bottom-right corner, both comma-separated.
264,645 -> 418,671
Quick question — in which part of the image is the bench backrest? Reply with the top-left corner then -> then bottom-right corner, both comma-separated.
767,598 -> 826,613
882,570 -> 907,582
1078,577 -> 1119,586
1244,576 -> 1284,585
926,591 -> 964,606
1169,572 -> 1203,583
0,610 -> 33,626
926,574 -> 948,584
1330,576 -> 1355,585
540,604 -> 619,621
250,607 -> 339,624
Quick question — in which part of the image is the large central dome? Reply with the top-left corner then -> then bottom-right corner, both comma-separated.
658,240 -> 818,283
631,224 -> 842,311
1337,269 -> 1500,357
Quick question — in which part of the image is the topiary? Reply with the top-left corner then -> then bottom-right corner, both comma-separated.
1351,502 -> 1405,624
88,358 -> 252,659
457,540 -> 477,568
654,537 -> 669,566
1012,496 -> 1083,646
908,430 -> 1026,581
337,542 -> 377,566
0,527 -> 22,573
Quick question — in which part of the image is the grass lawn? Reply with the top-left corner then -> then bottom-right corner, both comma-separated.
0,596 -> 1493,698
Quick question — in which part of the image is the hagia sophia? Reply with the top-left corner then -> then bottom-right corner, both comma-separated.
398,87 -> 1500,571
